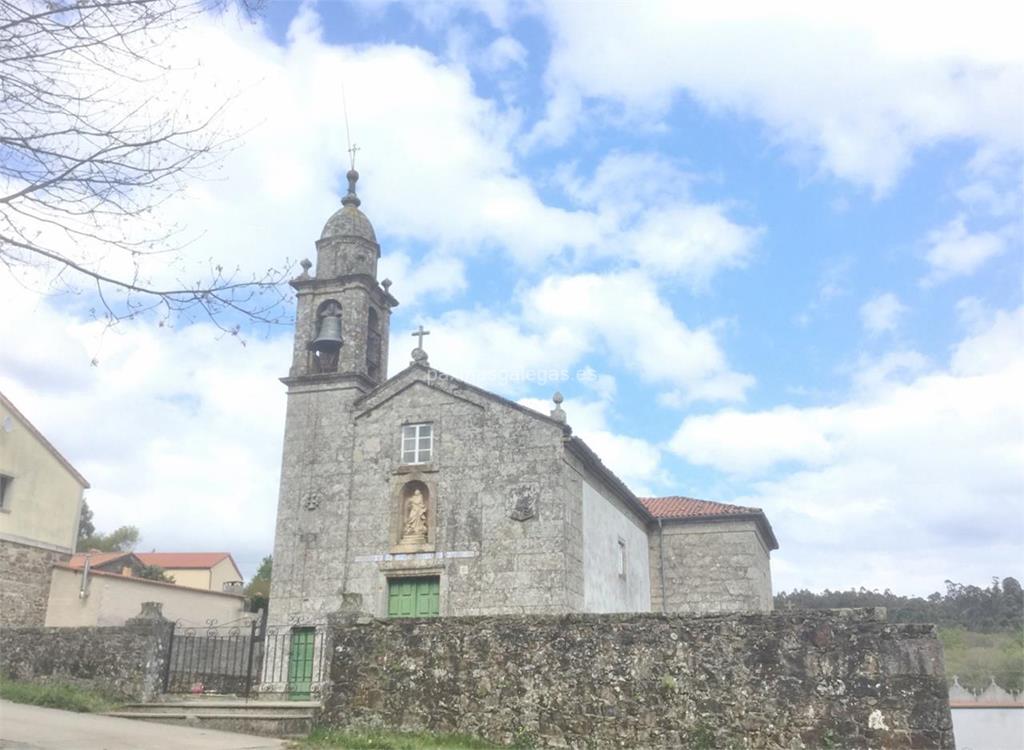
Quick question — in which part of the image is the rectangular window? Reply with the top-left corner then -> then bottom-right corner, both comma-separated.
401,423 -> 433,464
388,576 -> 440,618
618,538 -> 627,578
0,475 -> 11,511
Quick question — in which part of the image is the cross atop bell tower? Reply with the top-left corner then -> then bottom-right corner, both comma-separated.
285,169 -> 398,389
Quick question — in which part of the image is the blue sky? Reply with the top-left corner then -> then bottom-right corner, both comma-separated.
2,1 -> 1021,593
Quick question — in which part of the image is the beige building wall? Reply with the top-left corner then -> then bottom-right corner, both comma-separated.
162,568 -> 212,590
0,397 -> 87,552
209,557 -> 242,591
45,567 -> 247,627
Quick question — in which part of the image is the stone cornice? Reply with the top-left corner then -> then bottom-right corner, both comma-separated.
289,274 -> 398,307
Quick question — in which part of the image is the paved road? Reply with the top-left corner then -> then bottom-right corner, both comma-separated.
0,701 -> 287,750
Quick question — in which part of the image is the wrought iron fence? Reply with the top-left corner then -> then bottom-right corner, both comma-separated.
164,619 -> 259,696
258,625 -> 328,699
163,618 -> 328,699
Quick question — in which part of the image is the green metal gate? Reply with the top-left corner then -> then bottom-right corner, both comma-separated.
387,576 -> 440,618
287,627 -> 316,700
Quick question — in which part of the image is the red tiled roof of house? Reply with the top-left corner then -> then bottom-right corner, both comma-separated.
639,496 -> 779,550
135,552 -> 242,580
136,552 -> 232,570
638,496 -> 762,519
68,551 -> 136,569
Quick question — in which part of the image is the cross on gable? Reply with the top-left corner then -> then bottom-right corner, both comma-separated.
411,325 -> 430,348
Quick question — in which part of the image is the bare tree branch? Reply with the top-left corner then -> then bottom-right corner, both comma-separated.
1,0 -> 289,335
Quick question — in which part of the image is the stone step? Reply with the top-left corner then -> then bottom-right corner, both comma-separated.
121,700 -> 320,710
102,708 -> 317,738
107,711 -> 315,719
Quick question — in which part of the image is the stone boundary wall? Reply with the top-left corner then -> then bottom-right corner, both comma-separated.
0,607 -> 172,701
0,537 -> 69,627
324,609 -> 954,749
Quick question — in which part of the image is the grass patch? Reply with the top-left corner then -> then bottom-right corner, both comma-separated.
939,627 -> 1024,692
0,677 -> 120,713
294,727 -> 501,749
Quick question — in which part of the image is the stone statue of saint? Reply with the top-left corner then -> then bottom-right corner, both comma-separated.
402,488 -> 428,542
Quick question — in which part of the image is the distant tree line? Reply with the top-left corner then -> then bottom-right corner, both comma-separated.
775,577 -> 1023,632
76,500 -> 171,582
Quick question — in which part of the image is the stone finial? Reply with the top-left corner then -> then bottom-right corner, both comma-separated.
298,258 -> 312,279
341,169 -> 361,208
550,391 -> 567,423
382,278 -> 392,292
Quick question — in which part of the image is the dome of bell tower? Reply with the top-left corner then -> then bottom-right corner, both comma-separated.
320,169 -> 377,242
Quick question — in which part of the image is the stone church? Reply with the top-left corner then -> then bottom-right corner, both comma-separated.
267,170 -> 777,631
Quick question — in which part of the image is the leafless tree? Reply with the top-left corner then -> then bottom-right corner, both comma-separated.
0,0 -> 289,336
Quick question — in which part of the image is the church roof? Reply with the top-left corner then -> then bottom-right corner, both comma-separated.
357,363 -> 778,549
639,496 -> 779,550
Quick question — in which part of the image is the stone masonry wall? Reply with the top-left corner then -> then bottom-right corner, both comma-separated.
324,609 -> 953,749
0,614 -> 173,701
269,368 -> 576,629
649,519 -> 772,615
0,537 -> 68,627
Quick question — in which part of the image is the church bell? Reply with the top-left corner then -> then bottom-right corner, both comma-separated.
310,314 -> 343,351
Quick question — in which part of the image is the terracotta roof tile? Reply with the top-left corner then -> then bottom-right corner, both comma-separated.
638,495 -> 762,519
135,552 -> 234,570
640,496 -> 779,551
68,552 -> 136,569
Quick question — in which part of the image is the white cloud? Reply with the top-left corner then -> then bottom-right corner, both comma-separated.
480,35 -> 527,72
625,204 -> 756,283
529,2 -> 1024,193
378,251 -> 467,308
0,276 -> 289,578
668,306 -> 1024,591
850,350 -> 929,394
555,152 -> 760,285
8,11 -> 768,325
523,271 -> 754,402
859,292 -> 907,335
388,269 -> 752,404
518,394 -> 664,494
922,216 -> 1009,285
670,407 -> 836,475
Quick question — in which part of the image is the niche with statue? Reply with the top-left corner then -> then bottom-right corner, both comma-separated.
392,479 -> 434,551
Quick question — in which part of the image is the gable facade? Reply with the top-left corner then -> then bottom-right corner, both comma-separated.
0,393 -> 89,626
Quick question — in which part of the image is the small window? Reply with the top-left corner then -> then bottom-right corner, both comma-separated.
0,475 -> 11,511
401,423 -> 433,464
617,538 -> 627,578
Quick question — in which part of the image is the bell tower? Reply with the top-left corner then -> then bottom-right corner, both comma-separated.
285,169 -> 397,387
267,168 -> 398,642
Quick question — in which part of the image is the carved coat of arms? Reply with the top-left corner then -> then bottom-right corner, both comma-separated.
509,483 -> 539,521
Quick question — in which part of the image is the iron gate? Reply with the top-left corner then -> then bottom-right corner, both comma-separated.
164,619 -> 260,696
163,618 -> 327,698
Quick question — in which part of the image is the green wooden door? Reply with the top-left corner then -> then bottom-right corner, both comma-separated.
287,628 -> 315,700
388,576 -> 440,618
